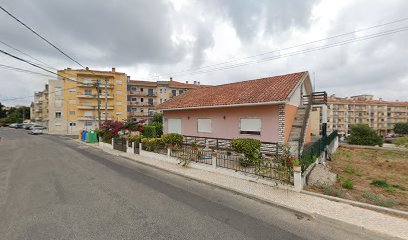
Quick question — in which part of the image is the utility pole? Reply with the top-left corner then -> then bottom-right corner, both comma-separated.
96,80 -> 102,128
104,79 -> 108,122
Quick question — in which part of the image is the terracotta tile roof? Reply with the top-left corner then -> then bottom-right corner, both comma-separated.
157,71 -> 308,110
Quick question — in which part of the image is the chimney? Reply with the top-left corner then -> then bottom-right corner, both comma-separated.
185,81 -> 188,84
112,67 -> 116,72
85,67 -> 89,70
194,81 -> 197,85
170,77 -> 173,81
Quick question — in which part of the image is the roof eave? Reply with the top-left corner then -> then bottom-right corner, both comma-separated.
158,100 -> 287,111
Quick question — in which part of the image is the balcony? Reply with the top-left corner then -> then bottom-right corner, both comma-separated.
77,104 -> 114,110
77,93 -> 114,99
128,112 -> 154,117
77,82 -> 114,88
77,116 -> 113,121
127,101 -> 156,107
127,91 -> 157,97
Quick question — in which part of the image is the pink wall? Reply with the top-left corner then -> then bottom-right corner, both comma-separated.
163,105 -> 280,142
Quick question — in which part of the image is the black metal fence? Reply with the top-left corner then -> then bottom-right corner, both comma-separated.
170,146 -> 212,165
113,138 -> 127,152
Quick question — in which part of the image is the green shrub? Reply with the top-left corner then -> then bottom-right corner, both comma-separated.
362,192 -> 398,208
393,123 -> 408,135
370,179 -> 391,188
129,135 -> 142,143
162,133 -> 183,147
149,122 -> 163,137
392,184 -> 406,191
393,137 -> 408,148
141,138 -> 164,151
346,124 -> 383,146
231,138 -> 261,167
143,125 -> 156,138
342,179 -> 354,189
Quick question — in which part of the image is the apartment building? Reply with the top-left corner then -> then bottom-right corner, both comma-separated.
328,94 -> 408,136
48,67 -> 127,134
127,78 -> 203,122
30,84 -> 49,126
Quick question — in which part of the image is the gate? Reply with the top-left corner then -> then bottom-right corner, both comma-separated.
113,138 -> 127,152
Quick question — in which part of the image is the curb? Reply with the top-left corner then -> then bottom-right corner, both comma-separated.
302,190 -> 408,219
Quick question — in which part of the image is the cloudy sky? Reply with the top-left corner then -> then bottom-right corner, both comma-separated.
0,0 -> 407,106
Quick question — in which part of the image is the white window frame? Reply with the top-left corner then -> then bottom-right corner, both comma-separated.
55,111 -> 62,118
239,118 -> 261,135
197,118 -> 212,133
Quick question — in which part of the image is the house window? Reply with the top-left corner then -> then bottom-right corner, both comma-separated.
168,118 -> 181,134
69,111 -> 75,115
179,90 -> 184,95
84,89 -> 92,95
84,121 -> 93,126
240,118 -> 261,135
55,112 -> 62,118
172,90 -> 177,96
197,119 -> 212,133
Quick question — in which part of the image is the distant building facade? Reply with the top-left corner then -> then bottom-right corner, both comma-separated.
328,95 -> 408,136
30,84 -> 49,126
127,78 -> 204,122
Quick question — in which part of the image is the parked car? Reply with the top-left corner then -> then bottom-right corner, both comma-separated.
15,123 -> 24,129
23,124 -> 35,129
28,127 -> 43,135
28,125 -> 47,130
9,123 -> 18,128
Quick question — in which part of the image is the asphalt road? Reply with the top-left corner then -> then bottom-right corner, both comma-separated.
0,128 -> 394,240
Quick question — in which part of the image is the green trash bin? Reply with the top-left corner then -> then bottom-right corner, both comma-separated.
87,130 -> 98,143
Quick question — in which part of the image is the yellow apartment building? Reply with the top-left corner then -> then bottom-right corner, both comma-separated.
127,78 -> 205,122
328,95 -> 408,136
48,67 -> 127,135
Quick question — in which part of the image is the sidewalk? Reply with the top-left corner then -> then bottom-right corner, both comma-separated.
81,141 -> 408,240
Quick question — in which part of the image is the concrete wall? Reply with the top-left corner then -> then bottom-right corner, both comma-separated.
48,79 -> 67,134
284,104 -> 298,142
163,105 -> 280,142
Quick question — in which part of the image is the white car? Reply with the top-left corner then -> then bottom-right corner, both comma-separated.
28,127 -> 43,135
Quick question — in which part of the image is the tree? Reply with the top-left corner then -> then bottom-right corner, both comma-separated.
394,123 -> 408,135
346,124 -> 383,146
0,102 -> 6,118
151,113 -> 163,124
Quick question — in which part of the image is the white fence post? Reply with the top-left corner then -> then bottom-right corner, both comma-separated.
167,148 -> 171,158
293,167 -> 302,192
111,138 -> 114,150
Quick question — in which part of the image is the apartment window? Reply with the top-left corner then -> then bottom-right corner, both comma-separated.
160,99 -> 163,103
140,88 -> 144,92
55,112 -> 62,118
140,98 -> 144,102
84,89 -> 92,95
116,90 -> 122,95
69,88 -> 76,93
160,88 -> 163,93
197,119 -> 212,133
140,108 -> 144,113
148,98 -> 154,106
55,123 -> 61,126
69,111 -> 75,115
84,121 -> 93,126
116,80 -> 122,85
148,89 -> 154,96
131,108 -> 137,112
117,101 -> 122,106
164,89 -> 167,93
84,111 -> 93,117
240,118 -> 261,135
68,99 -> 76,104
116,112 -> 122,115
131,97 -> 137,102
55,87 -> 62,96
179,90 -> 184,95
172,90 -> 177,96
69,122 -> 76,126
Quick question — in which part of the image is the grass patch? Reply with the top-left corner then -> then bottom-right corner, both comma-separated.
342,179 -> 354,189
362,192 -> 398,208
323,185 -> 345,198
355,170 -> 363,177
344,166 -> 355,174
392,184 -> 407,191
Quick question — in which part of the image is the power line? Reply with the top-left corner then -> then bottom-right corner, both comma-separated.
0,64 -> 56,78
0,40 -> 57,71
146,25 -> 408,79
141,17 -> 408,80
0,5 -> 85,69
